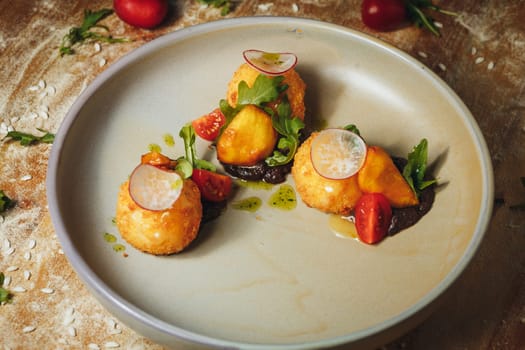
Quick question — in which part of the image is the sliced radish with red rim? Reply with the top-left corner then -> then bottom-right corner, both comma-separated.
128,164 -> 183,211
243,49 -> 298,76
310,129 -> 367,180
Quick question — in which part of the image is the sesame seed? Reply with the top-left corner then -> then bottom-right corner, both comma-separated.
40,105 -> 49,112
20,175 -> 32,181
6,266 -> 18,272
434,21 -> 443,28
438,63 -> 447,71
62,314 -> 75,326
37,80 -> 46,89
108,328 -> 122,335
6,125 -> 14,132
67,326 -> 76,337
22,326 -> 36,333
12,286 -> 26,293
24,252 -> 31,261
3,276 -> 11,286
23,270 -> 31,280
28,85 -> 39,91
46,86 -> 56,95
88,344 -> 101,350
41,287 -> 54,294
3,238 -> 11,250
417,51 -> 428,58
94,43 -> 101,52
28,239 -> 36,249
104,342 -> 120,349
292,3 -> 299,12
258,3 -> 273,11
106,318 -> 116,328
39,111 -> 49,120
487,61 -> 495,70
58,249 -> 64,254
475,57 -> 485,64
471,47 -> 477,55
38,90 -> 48,99
99,58 -> 107,67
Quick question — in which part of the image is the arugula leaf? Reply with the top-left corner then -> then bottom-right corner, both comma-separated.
4,128 -> 54,146
0,273 -> 13,304
237,75 -> 284,106
265,96 -> 305,167
197,0 -> 233,16
0,191 -> 15,213
178,124 -> 216,178
343,124 -> 361,136
402,138 -> 437,196
60,9 -> 128,56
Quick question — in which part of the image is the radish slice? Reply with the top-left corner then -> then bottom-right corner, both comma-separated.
128,164 -> 183,211
243,49 -> 298,76
310,129 -> 367,180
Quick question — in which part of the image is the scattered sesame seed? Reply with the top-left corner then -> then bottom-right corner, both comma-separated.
67,326 -> 77,337
104,342 -> 120,349
39,111 -> 49,120
471,47 -> 477,55
41,287 -> 54,294
28,239 -> 36,249
20,174 -> 32,181
417,51 -> 428,58
94,43 -> 101,52
12,286 -> 26,293
22,326 -> 36,333
28,85 -> 39,92
38,90 -> 48,99
3,276 -> 11,286
63,314 -> 75,326
108,328 -> 122,335
258,3 -> 273,11
23,270 -> 31,280
3,238 -> 11,250
24,251 -> 31,261
292,3 -> 299,12
46,86 -> 56,95
88,344 -> 101,350
475,57 -> 485,64
106,318 -> 117,328
6,266 -> 18,272
65,306 -> 75,317
434,21 -> 443,28
38,79 -> 46,89
58,248 -> 64,254
487,61 -> 495,70
6,125 -> 14,132
40,105 -> 49,112
98,58 -> 107,67
438,63 -> 447,71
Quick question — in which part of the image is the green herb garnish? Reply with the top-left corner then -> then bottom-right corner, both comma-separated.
4,128 -> 55,146
402,138 -> 437,196
0,273 -> 13,304
59,9 -> 128,56
177,124 -> 216,178
406,0 -> 458,36
197,0 -> 233,16
0,191 -> 14,213
343,124 -> 361,136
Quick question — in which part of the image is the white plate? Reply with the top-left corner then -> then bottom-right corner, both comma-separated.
47,17 -> 493,349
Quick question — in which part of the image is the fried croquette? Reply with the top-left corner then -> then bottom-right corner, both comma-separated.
226,63 -> 306,120
116,178 -> 202,255
292,133 -> 363,216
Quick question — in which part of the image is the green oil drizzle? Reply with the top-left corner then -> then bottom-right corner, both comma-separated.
268,184 -> 297,211
103,232 -> 117,243
163,133 -> 175,147
235,179 -> 274,191
232,197 -> 262,212
112,244 -> 126,253
148,143 -> 161,153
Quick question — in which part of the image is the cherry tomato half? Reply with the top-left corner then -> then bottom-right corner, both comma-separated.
113,0 -> 168,29
354,193 -> 392,244
192,169 -> 232,202
361,0 -> 408,32
192,108 -> 226,141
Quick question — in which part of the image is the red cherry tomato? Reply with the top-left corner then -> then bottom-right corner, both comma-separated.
192,169 -> 232,202
113,0 -> 168,29
192,108 -> 226,141
354,193 -> 392,244
361,0 -> 408,32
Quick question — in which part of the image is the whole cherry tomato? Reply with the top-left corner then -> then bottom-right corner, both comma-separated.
113,0 -> 168,29
361,0 -> 408,32
192,169 -> 233,202
354,193 -> 392,244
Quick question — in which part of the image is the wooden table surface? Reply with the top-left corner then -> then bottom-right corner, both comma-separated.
1,1 -> 524,349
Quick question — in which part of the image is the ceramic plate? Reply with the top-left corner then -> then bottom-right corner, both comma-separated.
47,17 -> 493,349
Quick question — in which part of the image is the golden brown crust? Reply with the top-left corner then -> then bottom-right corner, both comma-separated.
226,63 -> 306,120
116,179 -> 202,255
292,133 -> 363,216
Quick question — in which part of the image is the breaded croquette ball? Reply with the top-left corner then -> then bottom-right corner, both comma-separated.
116,178 -> 202,255
226,63 -> 306,120
292,133 -> 363,216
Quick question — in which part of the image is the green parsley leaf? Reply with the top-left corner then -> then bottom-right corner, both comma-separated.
60,9 -> 128,56
0,273 -> 13,304
0,190 -> 15,213
402,138 -> 437,196
4,128 -> 55,146
197,0 -> 233,16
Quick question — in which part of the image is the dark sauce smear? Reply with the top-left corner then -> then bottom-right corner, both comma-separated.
388,157 -> 436,235
222,161 -> 293,184
201,199 -> 227,223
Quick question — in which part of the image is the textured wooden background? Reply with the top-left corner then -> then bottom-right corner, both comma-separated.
0,1 -> 524,349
